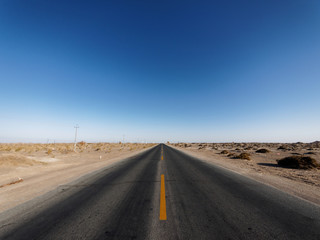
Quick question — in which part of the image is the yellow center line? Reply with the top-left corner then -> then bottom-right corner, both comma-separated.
160,174 -> 167,220
161,148 -> 163,160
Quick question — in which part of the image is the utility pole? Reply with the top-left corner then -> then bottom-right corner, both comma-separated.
74,124 -> 79,152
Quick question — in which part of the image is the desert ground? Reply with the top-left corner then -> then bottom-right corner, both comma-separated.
1,141 -> 320,214
170,141 -> 320,205
0,142 -> 155,212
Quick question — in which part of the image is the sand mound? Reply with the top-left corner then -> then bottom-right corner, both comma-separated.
277,146 -> 287,150
227,153 -> 236,157
0,154 -> 43,167
235,153 -> 251,160
277,156 -> 320,170
256,148 -> 270,153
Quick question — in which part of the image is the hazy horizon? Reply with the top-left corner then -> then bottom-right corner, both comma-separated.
1,1 -> 320,143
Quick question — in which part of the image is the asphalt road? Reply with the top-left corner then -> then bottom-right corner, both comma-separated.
0,144 -> 320,239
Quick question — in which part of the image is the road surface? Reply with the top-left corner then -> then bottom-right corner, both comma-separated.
0,144 -> 320,239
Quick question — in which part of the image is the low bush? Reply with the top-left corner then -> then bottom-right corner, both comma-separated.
277,156 -> 320,169
278,146 -> 286,150
235,152 -> 251,160
220,150 -> 229,154
256,148 -> 270,153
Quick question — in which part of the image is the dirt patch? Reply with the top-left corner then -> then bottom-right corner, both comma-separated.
0,154 -> 45,167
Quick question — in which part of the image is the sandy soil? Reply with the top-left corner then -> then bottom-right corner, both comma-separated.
170,142 -> 320,206
0,142 -> 155,213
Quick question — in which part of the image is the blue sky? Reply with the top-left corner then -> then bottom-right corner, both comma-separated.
0,0 -> 320,143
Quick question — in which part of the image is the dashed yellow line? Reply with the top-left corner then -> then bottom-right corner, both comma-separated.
161,146 -> 163,160
160,174 -> 167,220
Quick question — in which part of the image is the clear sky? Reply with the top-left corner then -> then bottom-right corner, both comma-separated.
1,0 -> 320,143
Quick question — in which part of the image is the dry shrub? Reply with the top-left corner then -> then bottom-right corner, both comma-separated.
47,149 -> 53,155
220,150 -> 229,154
278,146 -> 287,150
256,148 -> 270,153
235,153 -> 251,160
15,147 -> 23,152
77,141 -> 87,150
277,156 -> 320,169
227,153 -> 236,158
211,144 -> 218,150
59,145 -> 73,154
0,142 -> 155,155
304,152 -> 316,155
